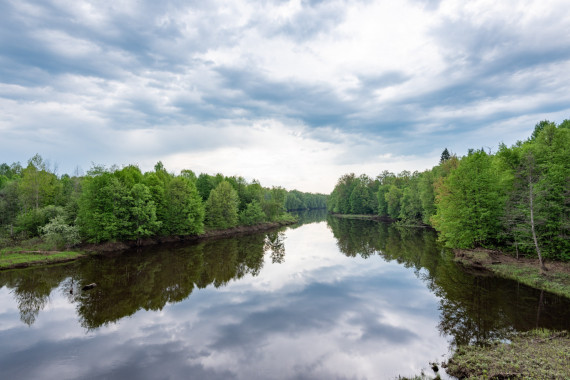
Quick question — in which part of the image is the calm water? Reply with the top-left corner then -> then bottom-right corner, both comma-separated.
1,212 -> 569,379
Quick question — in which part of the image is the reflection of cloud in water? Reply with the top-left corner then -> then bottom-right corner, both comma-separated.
0,222 -> 447,379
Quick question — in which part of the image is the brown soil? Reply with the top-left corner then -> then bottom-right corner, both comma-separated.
81,220 -> 295,253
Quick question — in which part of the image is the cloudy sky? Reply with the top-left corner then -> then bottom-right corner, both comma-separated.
1,0 -> 569,193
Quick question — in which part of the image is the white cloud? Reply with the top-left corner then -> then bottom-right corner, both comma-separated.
1,0 -> 569,192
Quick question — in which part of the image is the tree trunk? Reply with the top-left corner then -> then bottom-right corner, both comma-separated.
529,181 -> 547,274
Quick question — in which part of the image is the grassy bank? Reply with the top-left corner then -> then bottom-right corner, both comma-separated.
0,218 -> 297,270
445,329 -> 570,379
0,248 -> 87,269
455,249 -> 570,299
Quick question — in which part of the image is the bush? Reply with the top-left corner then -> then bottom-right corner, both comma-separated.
239,200 -> 265,226
15,205 -> 65,237
39,216 -> 81,249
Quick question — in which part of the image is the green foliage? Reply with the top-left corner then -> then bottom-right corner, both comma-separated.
399,182 -> 422,222
16,205 -> 65,237
205,181 -> 240,229
239,200 -> 266,226
76,172 -> 132,243
440,147 -> 450,163
0,179 -> 20,228
129,183 -> 161,243
385,185 -> 402,219
432,150 -> 504,248
349,182 -> 372,214
329,119 -> 568,261
39,216 -> 81,249
0,156 -> 325,246
162,177 -> 204,235
19,154 -> 61,211
261,186 -> 287,221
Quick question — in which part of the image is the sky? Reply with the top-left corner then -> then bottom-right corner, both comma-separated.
1,0 -> 569,193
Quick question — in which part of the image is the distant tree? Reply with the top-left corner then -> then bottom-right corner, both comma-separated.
440,148 -> 451,163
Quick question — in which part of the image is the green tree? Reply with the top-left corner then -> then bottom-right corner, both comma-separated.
162,177 -> 204,235
239,200 -> 266,226
399,177 -> 423,223
19,154 -> 60,211
0,179 -> 20,234
262,186 -> 287,221
129,183 -> 161,244
385,185 -> 402,219
440,148 -> 451,163
76,172 -> 131,243
205,181 -> 239,229
432,150 -> 504,248
349,181 -> 372,214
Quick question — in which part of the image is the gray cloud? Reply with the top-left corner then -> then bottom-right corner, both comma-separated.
1,0 -> 569,189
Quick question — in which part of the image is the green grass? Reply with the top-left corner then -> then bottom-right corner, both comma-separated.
492,264 -> 570,299
0,248 -> 87,269
455,250 -> 570,299
445,329 -> 570,379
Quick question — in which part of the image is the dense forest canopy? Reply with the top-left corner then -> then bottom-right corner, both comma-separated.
0,160 -> 327,247
328,120 -> 570,261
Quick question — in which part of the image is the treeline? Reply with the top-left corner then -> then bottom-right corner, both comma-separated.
0,158 -> 327,247
328,120 -> 570,261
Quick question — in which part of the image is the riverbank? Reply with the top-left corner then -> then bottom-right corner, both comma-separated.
455,248 -> 570,299
0,249 -> 87,270
0,219 -> 296,270
444,329 -> 570,379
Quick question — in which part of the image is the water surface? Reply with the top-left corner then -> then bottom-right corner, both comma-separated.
1,214 -> 568,379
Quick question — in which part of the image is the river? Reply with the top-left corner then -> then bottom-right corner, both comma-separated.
1,211 -> 569,379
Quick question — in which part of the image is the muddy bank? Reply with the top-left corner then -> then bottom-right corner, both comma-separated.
80,220 -> 296,253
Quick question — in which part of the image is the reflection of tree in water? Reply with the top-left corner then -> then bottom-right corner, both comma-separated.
0,230 -> 276,329
326,216 -> 570,347
288,209 -> 328,229
326,216 -> 379,258
265,231 -> 286,264
0,266 -> 73,325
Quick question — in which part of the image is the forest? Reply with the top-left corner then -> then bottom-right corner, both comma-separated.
328,120 -> 570,262
0,160 -> 327,248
